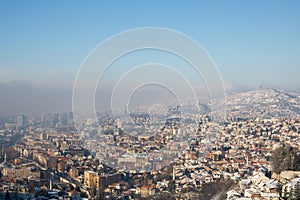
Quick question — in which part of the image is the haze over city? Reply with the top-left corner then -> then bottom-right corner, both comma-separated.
1,2 -> 300,200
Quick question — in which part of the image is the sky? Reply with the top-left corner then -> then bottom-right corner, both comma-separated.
0,1 -> 299,114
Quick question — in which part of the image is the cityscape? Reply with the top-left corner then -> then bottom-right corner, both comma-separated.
0,1 -> 300,200
1,89 -> 300,199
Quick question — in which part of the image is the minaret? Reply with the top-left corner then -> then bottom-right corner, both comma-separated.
50,179 -> 53,190
4,153 -> 7,164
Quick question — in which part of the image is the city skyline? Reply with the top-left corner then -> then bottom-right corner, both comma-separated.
1,2 -> 300,199
0,1 -> 300,115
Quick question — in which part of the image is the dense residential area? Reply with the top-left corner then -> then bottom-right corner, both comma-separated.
1,0 -> 299,199
0,89 -> 300,200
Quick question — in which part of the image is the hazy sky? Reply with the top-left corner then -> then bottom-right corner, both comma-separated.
0,1 -> 299,114
1,1 -> 299,87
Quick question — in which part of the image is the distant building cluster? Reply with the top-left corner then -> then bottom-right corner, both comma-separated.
0,89 -> 299,199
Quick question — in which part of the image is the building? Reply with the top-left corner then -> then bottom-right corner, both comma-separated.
47,157 -> 58,170
57,160 -> 66,172
84,170 -> 98,188
2,165 -> 40,180
69,167 -> 79,179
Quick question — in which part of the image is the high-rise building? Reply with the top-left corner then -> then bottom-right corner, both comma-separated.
61,112 -> 68,126
17,114 -> 28,126
52,113 -> 59,127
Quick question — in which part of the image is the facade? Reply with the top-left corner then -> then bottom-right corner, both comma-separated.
2,166 -> 40,179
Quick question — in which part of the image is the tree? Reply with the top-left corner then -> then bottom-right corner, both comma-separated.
271,146 -> 300,174
291,153 -> 300,171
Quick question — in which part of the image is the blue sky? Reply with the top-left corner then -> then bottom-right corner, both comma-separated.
0,0 -> 299,89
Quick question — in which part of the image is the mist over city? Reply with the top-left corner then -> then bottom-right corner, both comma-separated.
0,1 -> 299,200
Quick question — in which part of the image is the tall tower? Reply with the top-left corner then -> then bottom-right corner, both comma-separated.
50,179 -> 53,190
4,153 -> 7,164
